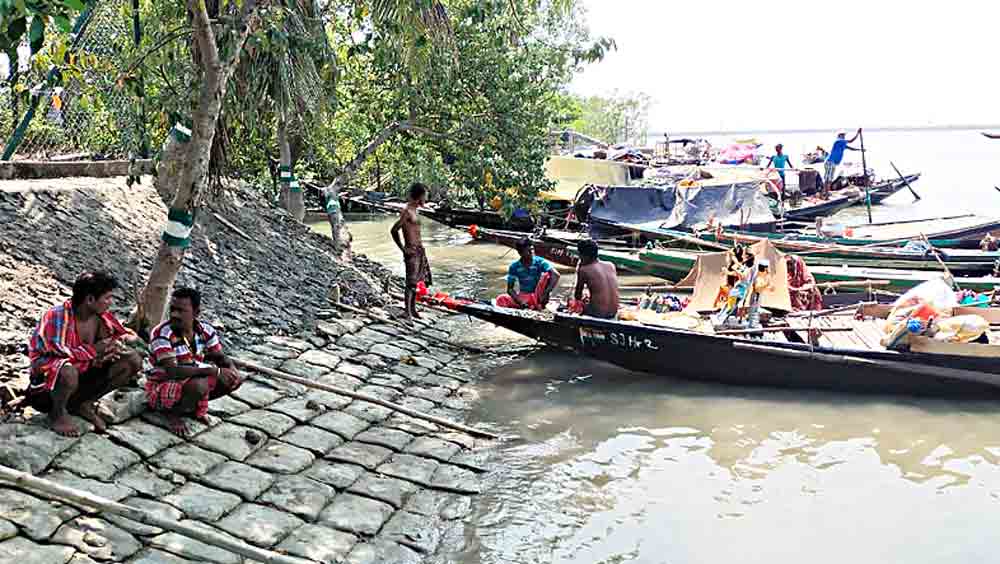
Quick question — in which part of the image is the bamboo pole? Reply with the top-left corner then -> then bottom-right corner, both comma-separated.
0,465 -> 304,564
716,326 -> 854,335
919,233 -> 957,289
787,302 -> 872,318
332,301 -> 487,354
233,358 -> 500,439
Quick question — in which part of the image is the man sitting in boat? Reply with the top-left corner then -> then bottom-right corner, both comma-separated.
495,237 -> 561,311
823,129 -> 862,195
571,239 -> 620,319
146,287 -> 244,436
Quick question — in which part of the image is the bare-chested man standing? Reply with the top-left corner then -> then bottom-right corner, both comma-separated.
574,239 -> 619,319
391,183 -> 431,319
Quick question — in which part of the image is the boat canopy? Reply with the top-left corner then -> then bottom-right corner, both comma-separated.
675,239 -> 792,313
587,182 -> 776,232
542,156 -> 632,203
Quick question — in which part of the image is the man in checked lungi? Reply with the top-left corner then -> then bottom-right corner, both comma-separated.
146,287 -> 243,436
26,271 -> 144,436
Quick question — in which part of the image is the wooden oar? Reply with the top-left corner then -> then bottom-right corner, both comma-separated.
0,466 -> 305,564
889,161 -> 921,201
234,358 -> 500,439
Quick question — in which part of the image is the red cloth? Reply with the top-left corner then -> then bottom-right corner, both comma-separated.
786,256 -> 823,311
496,271 -> 554,310
27,300 -> 131,394
146,375 -> 217,419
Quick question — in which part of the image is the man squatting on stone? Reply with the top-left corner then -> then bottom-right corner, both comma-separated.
146,287 -> 244,436
26,273 -> 244,437
26,272 -> 144,437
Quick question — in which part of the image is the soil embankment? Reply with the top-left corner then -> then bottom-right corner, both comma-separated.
0,176 -> 497,563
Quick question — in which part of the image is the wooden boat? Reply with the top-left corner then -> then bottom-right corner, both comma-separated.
655,228 -> 1000,275
865,173 -> 922,204
782,192 -> 862,221
673,215 -> 1000,250
638,247 -> 1000,292
456,303 -> 1000,398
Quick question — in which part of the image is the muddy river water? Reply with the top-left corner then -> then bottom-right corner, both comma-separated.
314,215 -> 1000,564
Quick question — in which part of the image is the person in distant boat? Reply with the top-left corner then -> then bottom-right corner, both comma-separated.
765,144 -> 794,196
26,271 -> 143,437
146,287 -> 243,436
495,237 -> 561,310
391,182 -> 432,320
572,239 -> 620,319
823,129 -> 862,195
786,255 -> 823,311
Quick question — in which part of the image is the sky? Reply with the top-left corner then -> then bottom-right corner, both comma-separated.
570,0 -> 1000,134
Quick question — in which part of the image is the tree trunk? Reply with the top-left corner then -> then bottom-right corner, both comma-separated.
137,0 -> 258,327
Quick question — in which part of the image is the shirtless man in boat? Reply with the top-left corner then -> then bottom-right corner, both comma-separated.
390,182 -> 431,320
26,271 -> 143,436
574,239 -> 619,319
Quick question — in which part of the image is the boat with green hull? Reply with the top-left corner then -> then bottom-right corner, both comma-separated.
638,248 -> 1000,293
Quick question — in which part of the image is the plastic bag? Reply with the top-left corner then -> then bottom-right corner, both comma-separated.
887,278 -> 957,326
933,315 -> 989,343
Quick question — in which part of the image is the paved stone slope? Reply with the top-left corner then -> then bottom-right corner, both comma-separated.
0,311 -> 496,564
0,176 -> 393,387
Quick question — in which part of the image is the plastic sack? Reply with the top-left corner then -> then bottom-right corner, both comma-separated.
933,315 -> 989,343
887,278 -> 957,327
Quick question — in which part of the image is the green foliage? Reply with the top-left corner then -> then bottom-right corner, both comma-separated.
567,90 -> 653,147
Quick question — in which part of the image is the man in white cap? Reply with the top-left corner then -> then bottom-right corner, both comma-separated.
823,128 -> 862,195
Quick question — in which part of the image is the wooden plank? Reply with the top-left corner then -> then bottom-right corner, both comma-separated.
909,336 -> 1000,358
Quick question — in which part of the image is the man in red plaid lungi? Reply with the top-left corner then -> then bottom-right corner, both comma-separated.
26,271 -> 143,437
146,287 -> 243,436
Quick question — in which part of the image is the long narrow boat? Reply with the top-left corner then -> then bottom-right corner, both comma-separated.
638,247 -> 1000,292
457,303 -> 1000,398
655,229 -> 1000,275
637,215 -> 1000,250
782,192 -> 862,221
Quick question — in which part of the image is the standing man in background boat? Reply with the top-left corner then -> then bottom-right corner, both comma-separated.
496,237 -> 561,311
765,144 -> 794,197
823,129 -> 862,196
391,182 -> 432,320
572,239 -> 620,319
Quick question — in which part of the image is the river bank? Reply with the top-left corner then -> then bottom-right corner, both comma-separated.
326,213 -> 1000,564
0,176 -> 510,563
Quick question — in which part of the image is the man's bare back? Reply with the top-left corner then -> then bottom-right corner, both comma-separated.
577,260 -> 619,318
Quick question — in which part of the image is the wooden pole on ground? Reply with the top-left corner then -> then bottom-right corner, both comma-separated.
232,358 -> 500,440
0,465 -> 304,564
332,301 -> 488,354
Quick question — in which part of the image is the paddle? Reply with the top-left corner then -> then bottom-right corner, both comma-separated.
859,129 -> 872,224
890,161 -> 921,201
